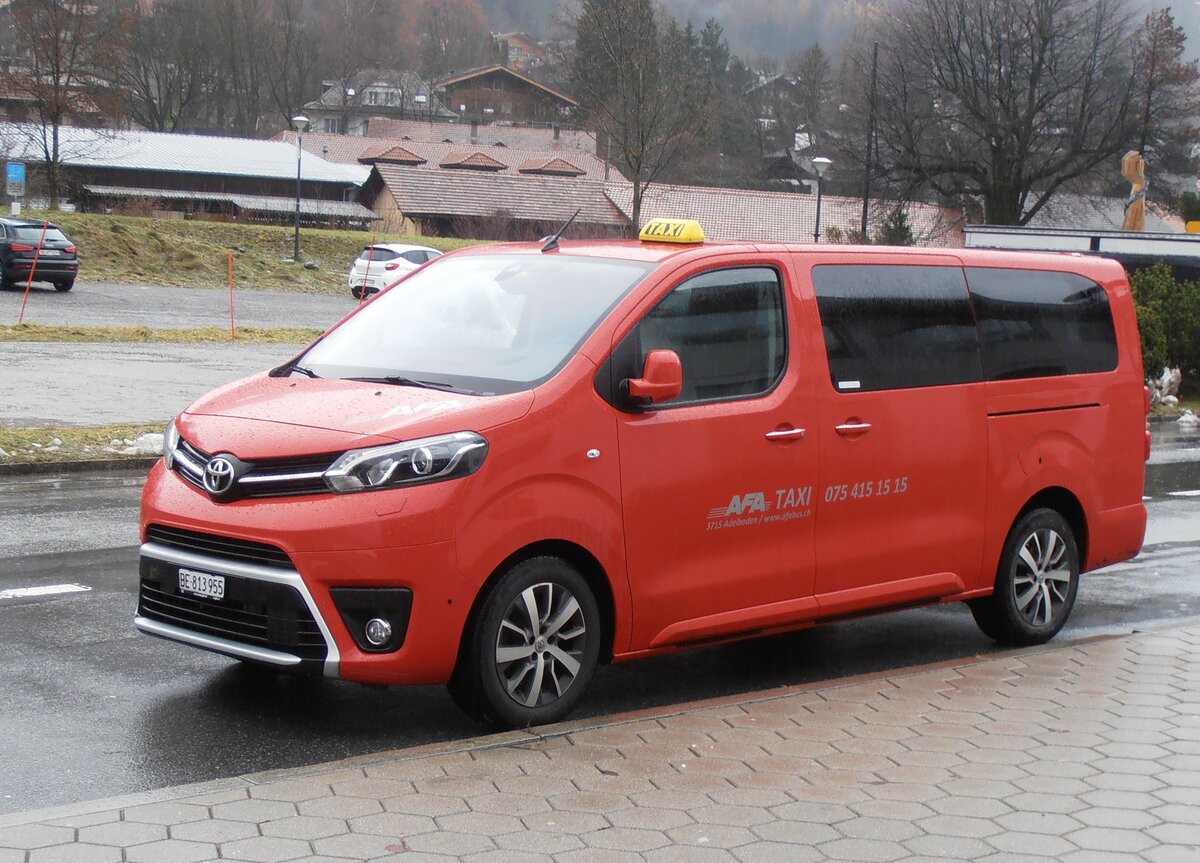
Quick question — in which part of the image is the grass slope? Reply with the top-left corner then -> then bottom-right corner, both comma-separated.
21,210 -> 480,295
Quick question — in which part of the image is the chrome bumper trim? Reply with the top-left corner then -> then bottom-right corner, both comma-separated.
138,541 -> 341,678
134,615 -> 302,667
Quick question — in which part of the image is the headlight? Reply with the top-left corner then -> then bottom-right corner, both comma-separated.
323,431 -> 488,494
163,418 -> 180,469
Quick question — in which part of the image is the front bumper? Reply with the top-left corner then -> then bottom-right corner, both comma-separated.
136,539 -> 340,676
137,462 -> 472,685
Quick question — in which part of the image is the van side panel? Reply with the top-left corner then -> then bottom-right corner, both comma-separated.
972,257 -> 1146,585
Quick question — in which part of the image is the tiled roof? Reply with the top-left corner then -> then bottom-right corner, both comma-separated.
81,185 -> 378,219
358,144 -> 426,165
519,157 -> 585,177
363,118 -> 597,153
0,122 -> 364,185
1023,192 -> 1186,233
276,131 -> 611,181
373,164 -> 626,226
603,182 -> 963,246
440,151 -> 507,171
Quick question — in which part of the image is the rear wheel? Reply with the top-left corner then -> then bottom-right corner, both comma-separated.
54,278 -> 74,292
970,508 -> 1079,645
449,556 -> 600,728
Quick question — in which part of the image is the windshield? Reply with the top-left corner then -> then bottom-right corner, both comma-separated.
13,227 -> 69,243
298,253 -> 654,395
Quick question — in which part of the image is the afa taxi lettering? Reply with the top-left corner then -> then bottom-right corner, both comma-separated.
707,486 -> 813,530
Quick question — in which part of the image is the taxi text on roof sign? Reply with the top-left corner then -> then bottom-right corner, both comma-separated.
638,218 -> 705,244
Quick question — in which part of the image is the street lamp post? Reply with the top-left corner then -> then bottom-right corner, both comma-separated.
812,156 -> 832,243
291,114 -> 309,262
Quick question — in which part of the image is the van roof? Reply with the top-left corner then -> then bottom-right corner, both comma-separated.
451,239 -> 1130,281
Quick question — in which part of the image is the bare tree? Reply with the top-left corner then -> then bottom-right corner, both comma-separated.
2,0 -> 117,208
850,0 -> 1140,225
1133,8 -> 1200,172
102,0 -> 219,132
263,0 -> 324,130
570,0 -> 711,232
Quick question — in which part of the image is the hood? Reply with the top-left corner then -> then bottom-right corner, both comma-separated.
180,373 -> 534,456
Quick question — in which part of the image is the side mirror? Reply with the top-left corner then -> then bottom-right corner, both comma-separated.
625,349 -> 683,405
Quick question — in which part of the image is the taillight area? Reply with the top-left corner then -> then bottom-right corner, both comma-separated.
65,245 -> 76,254
384,262 -> 400,271
10,243 -> 34,252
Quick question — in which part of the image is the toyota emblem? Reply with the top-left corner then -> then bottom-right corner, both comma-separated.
203,456 -> 237,496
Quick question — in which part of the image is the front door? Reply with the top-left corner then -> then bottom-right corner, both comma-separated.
606,260 -> 821,650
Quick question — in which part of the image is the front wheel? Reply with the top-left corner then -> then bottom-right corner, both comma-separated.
449,557 -> 601,728
970,508 -> 1079,645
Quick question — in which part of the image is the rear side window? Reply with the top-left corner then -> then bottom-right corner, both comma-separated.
629,267 -> 787,405
401,250 -> 428,264
359,247 -> 400,262
966,268 -> 1118,380
812,264 -> 982,392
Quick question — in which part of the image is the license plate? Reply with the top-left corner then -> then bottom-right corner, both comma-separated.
178,568 -> 225,600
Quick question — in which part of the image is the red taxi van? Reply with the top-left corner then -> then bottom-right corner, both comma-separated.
137,219 -> 1147,728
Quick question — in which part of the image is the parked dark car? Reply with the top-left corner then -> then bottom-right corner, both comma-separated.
0,217 -> 79,291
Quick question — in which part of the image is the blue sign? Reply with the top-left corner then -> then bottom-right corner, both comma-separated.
6,161 -> 24,196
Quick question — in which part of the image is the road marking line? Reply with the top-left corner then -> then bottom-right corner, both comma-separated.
0,583 -> 91,600
1167,490 -> 1200,497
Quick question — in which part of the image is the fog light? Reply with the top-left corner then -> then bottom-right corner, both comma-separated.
364,618 -> 392,647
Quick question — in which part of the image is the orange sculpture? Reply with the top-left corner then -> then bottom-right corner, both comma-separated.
1121,150 -> 1147,231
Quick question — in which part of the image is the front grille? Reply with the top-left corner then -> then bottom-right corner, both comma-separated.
146,524 -> 293,569
138,557 -> 327,662
171,438 -> 338,500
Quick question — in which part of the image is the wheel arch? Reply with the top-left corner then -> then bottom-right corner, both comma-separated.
1015,486 -> 1089,567
459,539 -> 618,665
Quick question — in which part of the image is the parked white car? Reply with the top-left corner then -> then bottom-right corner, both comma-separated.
347,243 -> 441,298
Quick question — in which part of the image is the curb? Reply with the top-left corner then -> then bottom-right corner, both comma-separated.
0,456 -> 158,477
5,615 -> 1198,829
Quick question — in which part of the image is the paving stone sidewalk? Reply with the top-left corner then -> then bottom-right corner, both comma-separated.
2,624 -> 1198,863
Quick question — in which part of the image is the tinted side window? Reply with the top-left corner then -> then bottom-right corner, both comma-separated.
966,268 -> 1118,380
629,267 -> 787,405
359,248 -> 400,263
812,264 -> 982,392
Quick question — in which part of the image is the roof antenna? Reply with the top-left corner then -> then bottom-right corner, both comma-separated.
540,207 -> 581,252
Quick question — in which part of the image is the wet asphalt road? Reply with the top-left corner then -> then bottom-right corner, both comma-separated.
3,427 -> 1200,815
1,279 -> 354,330
1,280 -> 361,427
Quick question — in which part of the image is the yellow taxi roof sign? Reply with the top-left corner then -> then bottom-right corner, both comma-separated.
639,218 -> 705,244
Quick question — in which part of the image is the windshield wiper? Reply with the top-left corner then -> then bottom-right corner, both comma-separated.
346,375 -> 454,390
288,364 -> 321,378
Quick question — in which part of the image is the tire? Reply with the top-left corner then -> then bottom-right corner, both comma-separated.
969,508 -> 1079,646
54,278 -> 74,292
449,556 -> 601,728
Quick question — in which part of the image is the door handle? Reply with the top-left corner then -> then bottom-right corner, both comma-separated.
765,427 -> 806,440
835,421 -> 872,435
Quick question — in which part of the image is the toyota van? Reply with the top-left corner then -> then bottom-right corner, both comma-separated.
137,219 -> 1148,728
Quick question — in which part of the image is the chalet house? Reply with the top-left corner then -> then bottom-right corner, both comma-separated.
0,123 -> 374,227
434,65 -> 576,125
496,32 -> 545,70
302,70 -> 456,137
